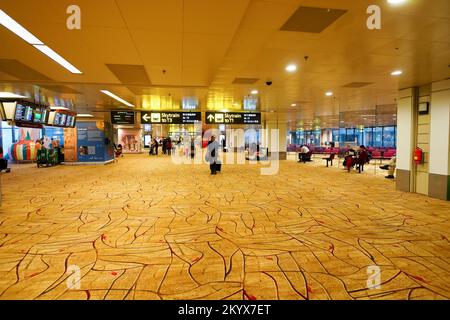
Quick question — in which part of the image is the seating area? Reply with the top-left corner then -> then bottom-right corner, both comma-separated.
287,145 -> 396,160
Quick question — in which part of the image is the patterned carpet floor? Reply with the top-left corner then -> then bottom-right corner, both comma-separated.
0,153 -> 449,300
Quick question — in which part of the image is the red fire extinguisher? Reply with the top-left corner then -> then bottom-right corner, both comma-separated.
414,147 -> 423,164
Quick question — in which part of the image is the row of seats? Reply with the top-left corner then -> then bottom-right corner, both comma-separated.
288,145 -> 396,160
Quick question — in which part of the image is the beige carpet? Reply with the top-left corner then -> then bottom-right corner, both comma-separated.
0,154 -> 449,300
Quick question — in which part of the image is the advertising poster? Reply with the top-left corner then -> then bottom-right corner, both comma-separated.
118,128 -> 141,153
77,121 -> 113,163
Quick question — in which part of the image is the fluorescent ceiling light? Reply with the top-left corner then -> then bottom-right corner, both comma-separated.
325,92 -> 333,96
0,9 -> 43,45
101,90 -> 134,107
250,90 -> 258,95
33,45 -> 82,74
391,70 -> 403,76
387,0 -> 407,4
0,91 -> 28,99
50,106 -> 69,110
285,64 -> 297,72
77,114 -> 93,117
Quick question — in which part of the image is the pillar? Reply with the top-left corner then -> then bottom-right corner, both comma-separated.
429,79 -> 450,200
396,87 -> 417,192
264,112 -> 287,160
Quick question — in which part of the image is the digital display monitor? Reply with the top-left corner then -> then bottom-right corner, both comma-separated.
53,112 -> 63,126
14,103 -> 33,122
60,113 -> 67,126
33,106 -> 49,124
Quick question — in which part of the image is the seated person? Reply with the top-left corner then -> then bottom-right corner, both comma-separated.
0,147 -> 10,173
344,146 -> 356,170
298,145 -> 311,162
380,156 -> 396,179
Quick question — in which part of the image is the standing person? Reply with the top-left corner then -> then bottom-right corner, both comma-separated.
162,138 -> 167,155
206,136 -> 221,175
167,137 -> 172,156
153,138 -> 159,155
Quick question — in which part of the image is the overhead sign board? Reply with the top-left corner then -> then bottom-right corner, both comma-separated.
111,111 -> 135,125
205,112 -> 261,125
141,112 -> 201,124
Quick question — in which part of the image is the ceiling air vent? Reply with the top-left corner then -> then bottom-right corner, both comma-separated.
106,64 -> 151,85
280,6 -> 347,33
232,78 -> 259,84
0,59 -> 52,81
342,82 -> 373,88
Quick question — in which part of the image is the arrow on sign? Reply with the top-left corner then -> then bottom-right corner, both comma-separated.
207,114 -> 215,122
142,113 -> 150,122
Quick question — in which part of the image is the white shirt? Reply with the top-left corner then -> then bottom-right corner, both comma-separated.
300,146 -> 310,154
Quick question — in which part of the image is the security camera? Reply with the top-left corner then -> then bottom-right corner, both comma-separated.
266,80 -> 273,86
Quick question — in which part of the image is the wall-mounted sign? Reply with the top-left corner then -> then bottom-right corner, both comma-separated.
418,102 -> 429,115
141,112 -> 201,124
111,111 -> 135,125
205,112 -> 261,125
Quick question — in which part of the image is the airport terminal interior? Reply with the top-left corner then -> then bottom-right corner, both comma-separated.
0,0 -> 449,300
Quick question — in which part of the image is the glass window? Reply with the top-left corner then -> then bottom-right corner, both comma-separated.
332,129 -> 340,143
383,126 -> 396,148
339,128 -> 346,145
346,128 -> 355,143
356,128 -> 364,146
364,127 -> 373,147
373,127 -> 383,147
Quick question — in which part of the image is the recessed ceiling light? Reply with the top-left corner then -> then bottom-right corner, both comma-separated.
325,92 -> 333,96
285,64 -> 297,72
387,0 -> 407,5
250,90 -> 258,95
34,45 -> 82,74
391,70 -> 403,76
77,114 -> 93,117
0,9 -> 43,45
101,90 -> 134,107
0,92 -> 28,99
291,103 -> 297,107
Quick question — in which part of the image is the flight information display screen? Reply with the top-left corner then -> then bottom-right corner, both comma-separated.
14,103 -> 33,122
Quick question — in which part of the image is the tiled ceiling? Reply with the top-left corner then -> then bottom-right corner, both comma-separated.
0,0 -> 448,125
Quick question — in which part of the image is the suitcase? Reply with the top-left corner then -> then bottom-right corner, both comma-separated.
215,163 -> 221,172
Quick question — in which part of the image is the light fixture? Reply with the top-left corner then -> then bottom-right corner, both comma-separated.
325,92 -> 333,96
250,90 -> 258,95
101,90 -> 134,107
285,64 -> 297,72
50,106 -> 69,110
0,10 -> 43,45
0,92 -> 28,99
387,0 -> 407,5
34,45 -> 82,74
391,70 -> 403,76
77,114 -> 93,117
291,103 -> 297,107
0,10 -> 82,74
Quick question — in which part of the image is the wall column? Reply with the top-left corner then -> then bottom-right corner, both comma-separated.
263,112 -> 287,160
396,88 -> 417,192
429,79 -> 450,200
